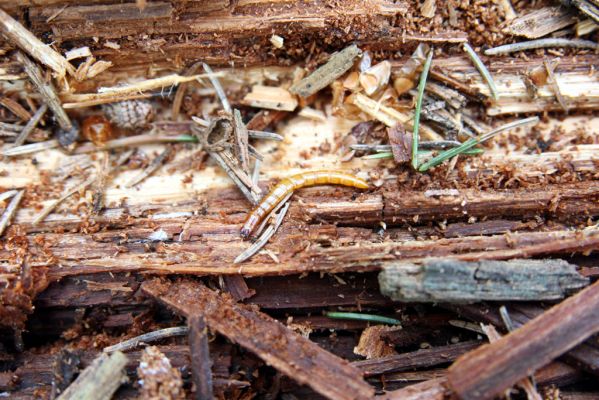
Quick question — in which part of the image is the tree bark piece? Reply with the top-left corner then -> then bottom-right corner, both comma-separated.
56,351 -> 128,400
141,278 -> 375,400
447,280 -> 599,400
188,314 -> 213,400
378,259 -> 589,303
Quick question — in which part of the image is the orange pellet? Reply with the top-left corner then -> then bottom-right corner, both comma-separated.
81,115 -> 114,146
240,170 -> 369,239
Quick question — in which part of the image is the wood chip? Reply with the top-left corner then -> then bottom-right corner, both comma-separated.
289,44 -> 362,97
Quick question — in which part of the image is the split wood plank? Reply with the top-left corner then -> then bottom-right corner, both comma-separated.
141,278 -> 375,400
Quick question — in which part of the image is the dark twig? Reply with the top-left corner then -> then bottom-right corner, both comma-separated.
188,314 -> 213,400
103,326 -> 188,353
13,104 -> 47,146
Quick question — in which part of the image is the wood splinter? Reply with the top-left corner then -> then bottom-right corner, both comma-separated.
56,351 -> 128,400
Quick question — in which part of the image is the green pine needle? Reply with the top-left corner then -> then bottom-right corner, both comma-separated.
412,48 -> 434,170
418,117 -> 539,172
325,311 -> 400,325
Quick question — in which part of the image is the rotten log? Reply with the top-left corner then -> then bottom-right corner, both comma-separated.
447,280 -> 599,400
378,259 -> 589,303
141,278 -> 375,400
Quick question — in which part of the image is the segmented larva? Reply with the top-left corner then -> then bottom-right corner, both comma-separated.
240,170 -> 369,239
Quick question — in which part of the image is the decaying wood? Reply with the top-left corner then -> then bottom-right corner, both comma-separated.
354,341 -> 481,377
56,351 -> 128,400
188,314 -> 214,400
447,280 -> 599,400
141,278 -> 375,400
378,259 -> 589,303
12,1 -> 409,69
4,177 -> 599,279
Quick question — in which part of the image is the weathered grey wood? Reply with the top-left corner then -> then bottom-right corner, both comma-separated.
56,351 -> 128,400
378,259 -> 589,303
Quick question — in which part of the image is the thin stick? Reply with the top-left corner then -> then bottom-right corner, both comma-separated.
484,38 -> 599,55
172,61 -> 202,119
412,49 -> 434,169
13,104 -> 47,146
234,198 -> 291,264
202,63 -> 231,113
16,51 -> 72,130
1,139 -> 59,156
351,141 -> 462,152
209,151 -> 259,204
97,73 -> 222,95
188,315 -> 214,400
418,116 -> 539,171
0,96 -> 31,120
0,9 -> 74,77
0,190 -> 24,236
544,60 -> 569,112
325,312 -> 400,325
103,326 -> 188,353
463,43 -> 499,101
233,109 -> 250,173
125,146 -> 172,188
363,148 -> 483,160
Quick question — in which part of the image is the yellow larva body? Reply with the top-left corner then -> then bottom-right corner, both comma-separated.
241,170 -> 369,239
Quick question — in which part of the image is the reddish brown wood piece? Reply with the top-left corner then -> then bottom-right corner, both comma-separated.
447,281 -> 599,400
142,278 -> 375,400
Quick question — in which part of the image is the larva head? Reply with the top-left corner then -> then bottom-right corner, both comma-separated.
240,214 -> 260,240
240,226 -> 252,239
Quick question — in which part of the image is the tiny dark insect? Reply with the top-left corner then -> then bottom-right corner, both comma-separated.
240,170 -> 369,239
